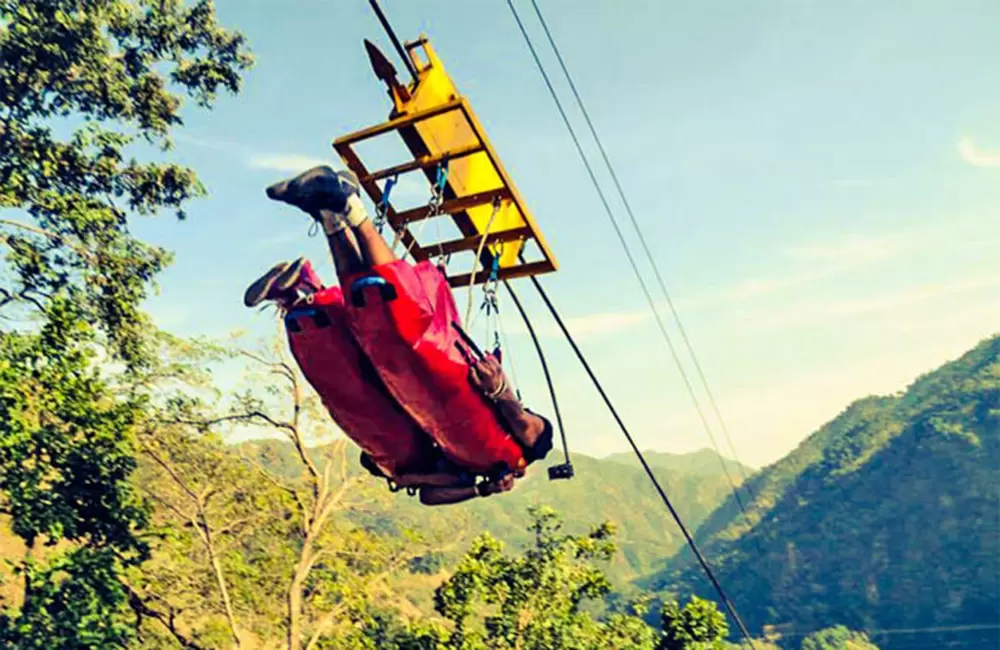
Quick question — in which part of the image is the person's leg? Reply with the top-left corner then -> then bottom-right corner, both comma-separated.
351,211 -> 397,267
244,257 -> 323,308
325,225 -> 365,284
265,165 -> 398,272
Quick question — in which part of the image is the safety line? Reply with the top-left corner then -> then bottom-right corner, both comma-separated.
503,0 -> 756,534
527,0 -> 758,504
504,279 -> 571,467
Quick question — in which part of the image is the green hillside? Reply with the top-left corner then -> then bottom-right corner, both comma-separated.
604,447 -> 755,480
646,335 -> 1000,648
237,442 -> 742,582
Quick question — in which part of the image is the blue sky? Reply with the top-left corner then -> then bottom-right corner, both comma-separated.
133,0 -> 1000,468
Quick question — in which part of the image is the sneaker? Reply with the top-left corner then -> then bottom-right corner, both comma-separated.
243,257 -> 322,308
265,166 -> 361,216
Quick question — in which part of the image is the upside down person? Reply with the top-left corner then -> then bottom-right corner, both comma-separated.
242,165 -> 553,505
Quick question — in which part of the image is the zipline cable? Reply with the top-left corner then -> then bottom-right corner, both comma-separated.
503,0 -> 756,535
527,0 -> 759,504
527,273 -> 758,649
367,0 -> 419,82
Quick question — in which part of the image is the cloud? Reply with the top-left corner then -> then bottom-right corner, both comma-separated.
563,310 -> 649,337
247,153 -> 332,173
958,136 -> 1000,168
785,231 -> 915,265
504,308 -> 650,341
173,133 -> 251,154
687,224 -> 981,310
739,275 -> 1000,331
251,229 -> 310,251
174,134 -> 335,174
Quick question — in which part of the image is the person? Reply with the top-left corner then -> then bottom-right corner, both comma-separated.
244,165 -> 553,505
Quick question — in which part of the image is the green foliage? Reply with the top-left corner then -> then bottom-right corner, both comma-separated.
409,552 -> 446,575
800,625 -> 879,650
653,335 -> 1000,642
0,300 -> 149,552
320,607 -> 450,650
0,1 -> 251,646
658,596 -> 729,650
0,0 -> 252,364
0,547 -> 135,649
433,505 -> 652,650
244,441 -> 742,584
605,449 -> 754,480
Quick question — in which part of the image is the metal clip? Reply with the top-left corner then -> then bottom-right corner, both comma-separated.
428,160 -> 450,215
375,175 -> 398,233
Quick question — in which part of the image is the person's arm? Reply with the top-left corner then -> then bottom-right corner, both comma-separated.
418,474 -> 514,506
468,355 -> 546,447
394,472 -> 468,488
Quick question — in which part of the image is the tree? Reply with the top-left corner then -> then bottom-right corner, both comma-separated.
0,300 -> 151,648
127,332 -> 447,650
1,0 -> 252,364
800,626 -> 880,650
434,505 -> 655,650
658,596 -> 729,650
0,1 -> 251,646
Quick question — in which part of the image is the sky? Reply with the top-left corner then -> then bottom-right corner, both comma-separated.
132,0 -> 1000,469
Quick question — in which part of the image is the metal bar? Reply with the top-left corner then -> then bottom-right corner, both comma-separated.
368,0 -> 419,83
433,226 -> 533,257
362,143 -> 484,183
391,188 -> 512,224
334,143 -> 422,256
447,260 -> 554,288
456,99 -> 559,273
332,98 -> 463,147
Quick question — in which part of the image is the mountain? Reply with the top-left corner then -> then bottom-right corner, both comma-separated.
236,441 -> 745,582
604,448 -> 755,480
645,335 -> 1000,648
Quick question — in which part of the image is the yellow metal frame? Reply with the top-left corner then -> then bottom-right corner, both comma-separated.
333,38 -> 557,287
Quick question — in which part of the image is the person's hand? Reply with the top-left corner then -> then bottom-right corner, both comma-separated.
478,473 -> 516,497
468,354 -> 508,400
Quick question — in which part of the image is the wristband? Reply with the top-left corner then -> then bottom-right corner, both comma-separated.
487,378 -> 507,402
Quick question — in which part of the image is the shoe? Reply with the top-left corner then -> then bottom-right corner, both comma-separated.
265,166 -> 361,216
243,257 -> 322,308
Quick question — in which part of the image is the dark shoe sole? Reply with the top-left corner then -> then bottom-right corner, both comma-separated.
243,257 -> 306,307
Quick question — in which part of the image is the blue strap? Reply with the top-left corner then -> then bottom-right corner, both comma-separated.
380,176 -> 397,212
435,160 -> 449,194
351,276 -> 389,291
488,255 -> 500,283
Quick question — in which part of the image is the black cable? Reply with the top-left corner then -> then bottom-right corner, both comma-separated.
527,274 -> 758,649
368,0 -> 419,83
527,0 -> 758,504
503,0 -> 755,535
503,280 -> 571,466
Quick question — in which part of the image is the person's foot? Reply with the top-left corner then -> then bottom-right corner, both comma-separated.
243,257 -> 322,308
265,166 -> 369,234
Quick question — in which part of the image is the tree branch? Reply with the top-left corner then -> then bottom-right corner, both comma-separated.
125,583 -> 206,650
0,219 -> 96,262
142,443 -> 200,503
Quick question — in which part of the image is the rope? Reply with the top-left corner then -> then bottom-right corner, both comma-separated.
399,161 -> 452,259
464,197 -> 503,325
497,295 -> 522,399
526,273 -> 757,649
527,0 -> 758,504
503,280 -> 569,466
